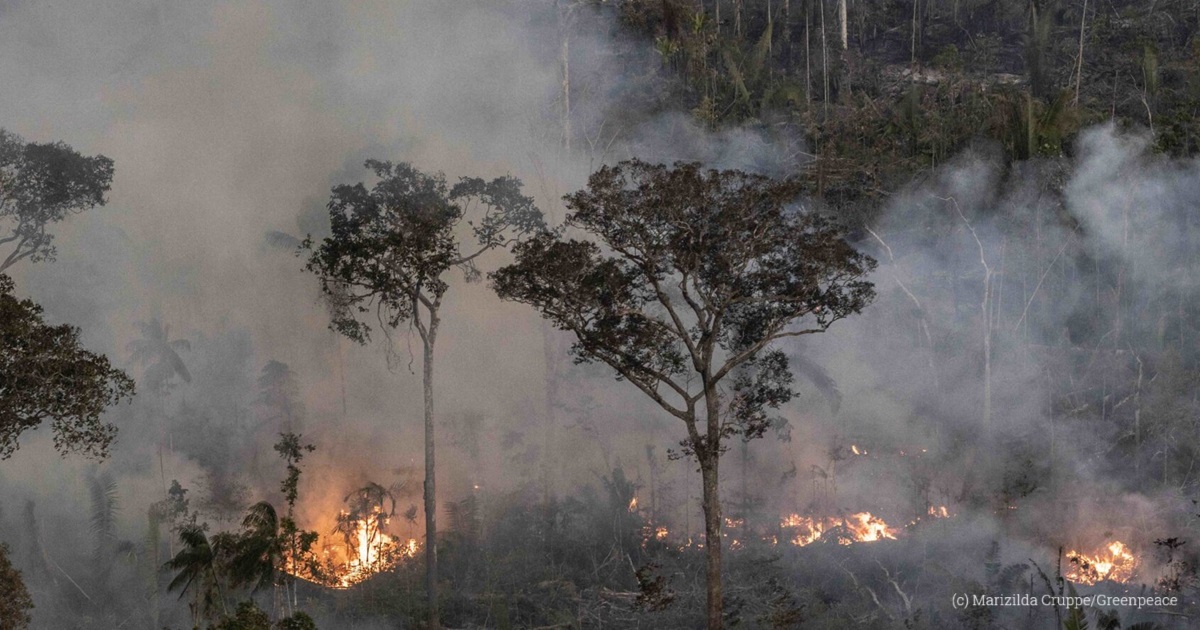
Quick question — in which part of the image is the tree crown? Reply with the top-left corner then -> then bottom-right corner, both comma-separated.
0,129 -> 114,272
0,274 -> 135,459
303,160 -> 543,344
492,160 -> 875,450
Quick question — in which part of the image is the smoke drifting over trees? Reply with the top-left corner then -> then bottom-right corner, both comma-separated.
4,1 -> 1200,629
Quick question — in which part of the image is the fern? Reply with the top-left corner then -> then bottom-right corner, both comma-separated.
89,471 -> 120,563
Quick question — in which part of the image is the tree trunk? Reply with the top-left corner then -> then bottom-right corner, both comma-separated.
1074,0 -> 1088,106
838,0 -> 847,50
558,0 -> 571,153
820,0 -> 829,117
805,0 -> 811,106
700,383 -> 724,630
422,329 -> 440,630
701,454 -> 723,630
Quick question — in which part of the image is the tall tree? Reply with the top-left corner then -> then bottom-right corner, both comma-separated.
0,129 -> 114,273
0,275 -> 135,459
492,160 -> 875,629
302,160 -> 543,629
273,432 -> 317,616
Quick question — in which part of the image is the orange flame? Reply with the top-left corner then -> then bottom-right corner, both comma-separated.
288,508 -> 419,588
1064,541 -> 1138,585
780,512 -> 898,546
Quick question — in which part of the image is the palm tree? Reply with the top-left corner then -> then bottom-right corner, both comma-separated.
228,501 -> 281,588
127,318 -> 191,395
127,318 -> 191,496
165,524 -> 230,626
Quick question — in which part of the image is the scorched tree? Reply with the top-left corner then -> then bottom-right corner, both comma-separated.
491,160 -> 875,630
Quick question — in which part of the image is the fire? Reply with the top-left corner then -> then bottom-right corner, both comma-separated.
1065,541 -> 1139,585
929,505 -> 949,518
628,497 -> 638,512
780,512 -> 898,547
286,507 -> 420,589
851,444 -> 865,455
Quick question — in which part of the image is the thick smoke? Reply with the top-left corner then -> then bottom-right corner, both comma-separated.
2,0 -> 1199,627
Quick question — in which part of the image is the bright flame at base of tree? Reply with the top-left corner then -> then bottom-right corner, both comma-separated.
286,508 -> 420,589
1065,541 -> 1139,585
781,512 -> 899,546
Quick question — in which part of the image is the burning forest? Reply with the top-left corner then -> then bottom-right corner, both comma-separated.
6,1 -> 1200,630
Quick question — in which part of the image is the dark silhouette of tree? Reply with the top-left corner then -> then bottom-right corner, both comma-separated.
126,318 -> 191,395
0,129 -> 114,273
226,501 -> 283,599
165,523 -> 231,625
492,159 -> 875,629
256,360 -> 304,433
302,159 -> 543,629
0,274 -> 135,459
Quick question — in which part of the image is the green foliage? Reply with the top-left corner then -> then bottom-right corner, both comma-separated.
273,433 -> 320,598
0,542 -> 33,630
213,601 -> 271,630
0,274 -> 135,459
1062,583 -> 1091,630
274,432 -> 315,510
225,501 -> 282,593
164,523 -> 230,623
274,612 -> 318,630
212,600 -> 318,630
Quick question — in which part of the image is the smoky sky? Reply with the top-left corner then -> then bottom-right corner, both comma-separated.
4,3 -> 1200,623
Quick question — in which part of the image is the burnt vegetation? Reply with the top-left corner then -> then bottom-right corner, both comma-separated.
6,2 -> 1200,630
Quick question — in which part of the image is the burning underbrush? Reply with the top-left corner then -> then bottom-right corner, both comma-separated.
638,504 -> 953,552
1064,541 -> 1140,585
286,483 -> 421,588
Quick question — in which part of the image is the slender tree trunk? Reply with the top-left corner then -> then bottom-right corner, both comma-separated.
541,325 -> 558,504
820,0 -> 829,117
700,385 -> 724,630
1074,0 -> 1088,106
805,0 -> 812,106
838,0 -> 847,50
422,324 -> 440,630
782,0 -> 791,60
910,0 -> 918,65
701,455 -> 722,630
558,0 -> 571,153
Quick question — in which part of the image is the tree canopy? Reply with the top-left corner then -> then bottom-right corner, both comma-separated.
493,159 -> 876,447
0,274 -> 135,459
0,129 -> 114,273
303,159 -> 544,344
